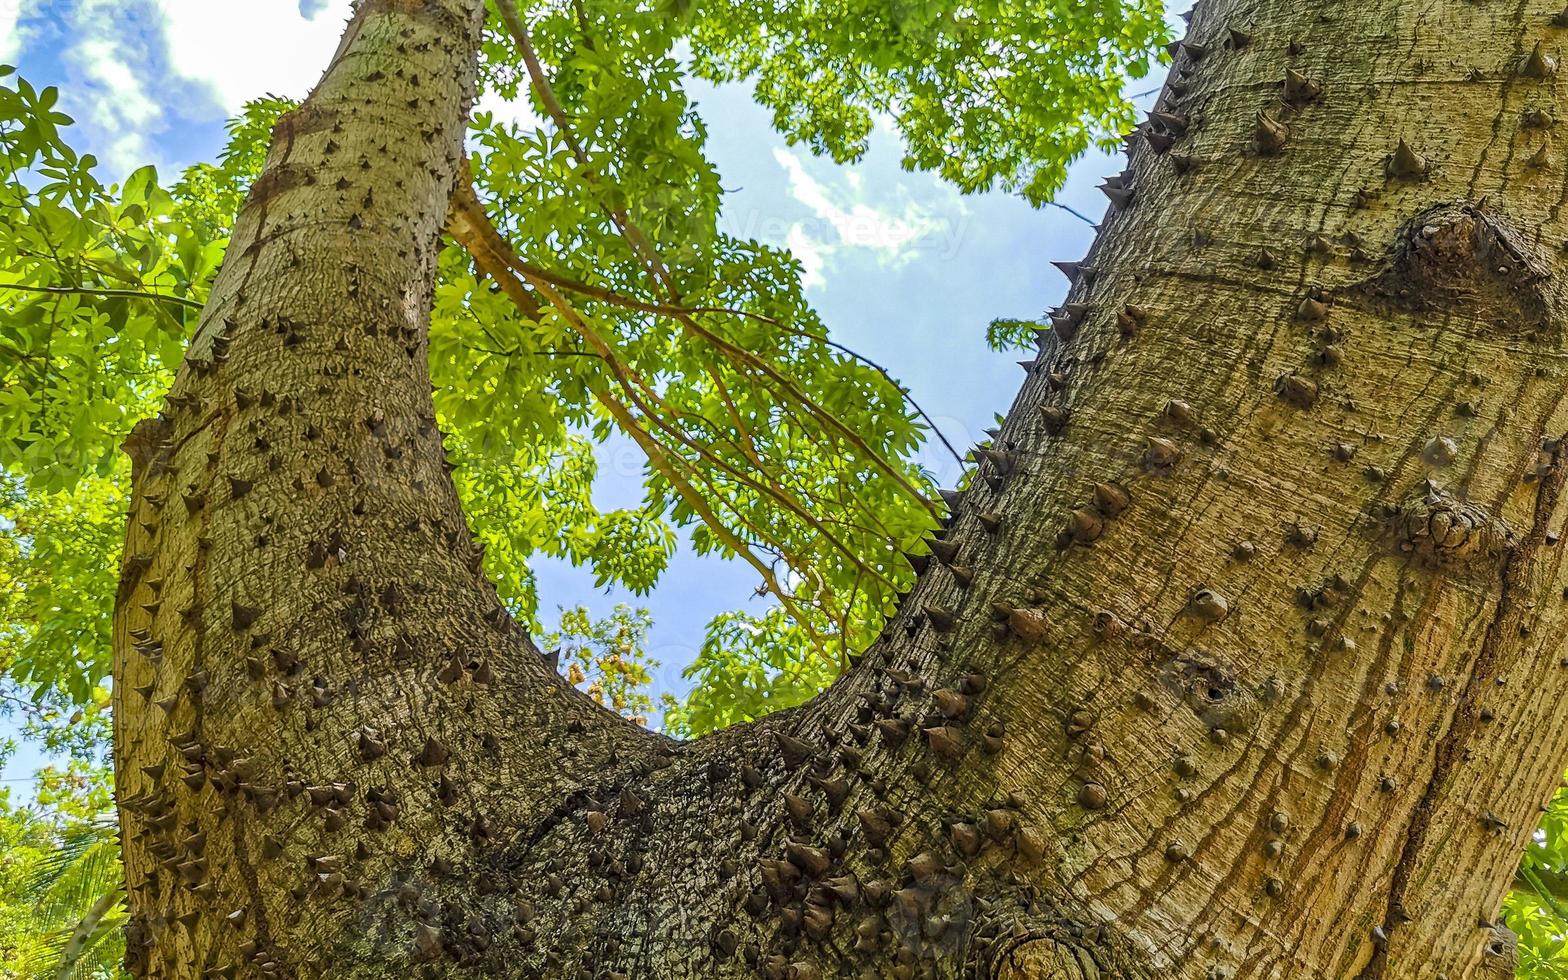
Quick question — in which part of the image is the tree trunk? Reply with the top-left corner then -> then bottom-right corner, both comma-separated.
111,0 -> 1568,977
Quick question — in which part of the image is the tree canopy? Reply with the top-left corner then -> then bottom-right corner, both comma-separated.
0,0 -> 1167,741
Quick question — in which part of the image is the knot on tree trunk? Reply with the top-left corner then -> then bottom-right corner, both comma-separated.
121,413 -> 173,483
988,936 -> 1108,979
1362,202 -> 1554,340
1387,481 -> 1515,568
1476,920 -> 1518,978
1158,652 -> 1260,734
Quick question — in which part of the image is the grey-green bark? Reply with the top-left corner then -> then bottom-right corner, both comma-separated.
112,0 -> 1568,977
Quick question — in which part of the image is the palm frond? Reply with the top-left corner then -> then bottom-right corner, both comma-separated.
10,817 -> 126,980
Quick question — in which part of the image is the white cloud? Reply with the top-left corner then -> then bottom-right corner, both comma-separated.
37,0 -> 532,182
0,1 -> 26,65
784,223 -> 831,291
773,147 -> 940,254
154,0 -> 352,111
474,88 -> 545,134
74,39 -> 158,126
769,147 -> 951,288
62,2 -> 164,173
43,0 -> 350,176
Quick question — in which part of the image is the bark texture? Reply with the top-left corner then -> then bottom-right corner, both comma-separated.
112,0 -> 1568,977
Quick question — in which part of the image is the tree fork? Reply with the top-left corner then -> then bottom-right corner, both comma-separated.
112,0 -> 1568,978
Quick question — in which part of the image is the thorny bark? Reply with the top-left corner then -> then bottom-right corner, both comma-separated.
110,0 -> 1568,977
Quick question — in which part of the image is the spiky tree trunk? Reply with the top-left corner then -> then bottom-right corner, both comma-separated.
111,0 -> 1568,976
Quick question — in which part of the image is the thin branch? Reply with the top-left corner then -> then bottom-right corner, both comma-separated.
54,888 -> 123,980
499,1 -> 668,290
528,268 -> 898,589
499,3 -> 585,161
1045,201 -> 1098,227
766,321 -> 965,467
609,375 -> 897,590
510,257 -> 782,326
654,308 -> 942,519
0,336 -> 42,363
1518,861 -> 1568,924
0,690 -> 46,715
517,248 -> 964,469
506,252 -> 964,469
0,282 -> 203,310
536,281 -> 824,639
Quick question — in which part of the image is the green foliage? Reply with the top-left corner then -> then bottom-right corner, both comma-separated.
986,317 -> 1045,353
475,0 -> 940,668
662,607 -> 839,737
682,0 -> 1170,203
1,477 -> 123,711
0,70 -> 198,493
546,604 -> 659,724
1508,781 -> 1568,977
0,768 -> 124,980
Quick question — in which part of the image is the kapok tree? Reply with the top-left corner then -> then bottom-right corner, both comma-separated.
100,0 -> 1568,976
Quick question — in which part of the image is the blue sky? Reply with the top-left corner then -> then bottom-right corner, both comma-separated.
0,0 -> 1167,788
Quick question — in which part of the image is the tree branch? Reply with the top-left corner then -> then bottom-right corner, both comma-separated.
1045,201 -> 1099,227
500,249 -> 965,470
0,282 -> 203,310
449,186 -> 898,595
509,256 -> 782,326
1516,861 -> 1568,923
